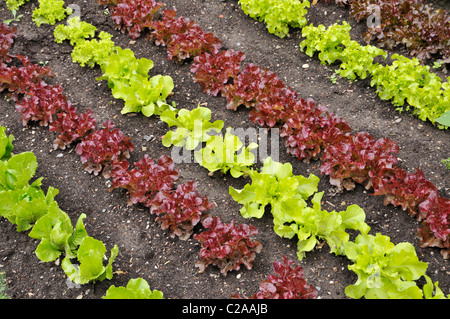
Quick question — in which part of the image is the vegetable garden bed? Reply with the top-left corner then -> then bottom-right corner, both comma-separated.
0,0 -> 448,300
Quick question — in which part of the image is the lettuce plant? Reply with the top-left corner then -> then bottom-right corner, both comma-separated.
320,132 -> 399,192
160,106 -> 224,150
229,157 -> 320,219
32,0 -> 72,27
28,202 -> 88,262
149,8 -> 222,61
61,236 -> 119,285
370,54 -> 449,125
280,98 -> 351,162
232,255 -> 317,299
150,180 -> 213,240
49,105 -> 97,150
0,54 -> 54,100
110,0 -> 165,39
195,127 -> 258,178
372,167 -> 438,218
15,81 -> 67,127
110,154 -> 179,207
0,151 -> 38,191
300,21 -> 449,127
0,184 -> 58,233
54,17 -> 97,46
344,233 -> 429,299
190,50 -> 246,97
230,157 -> 369,259
75,121 -> 134,178
4,0 -> 29,11
103,278 -> 164,299
194,216 -> 262,276
0,126 -> 14,161
238,0 -> 310,38
347,0 -> 450,63
417,192 -> 450,245
0,23 -> 16,63
98,46 -> 175,116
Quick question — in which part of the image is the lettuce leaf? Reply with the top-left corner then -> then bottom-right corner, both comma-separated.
0,152 -> 38,191
0,185 -> 58,232
103,278 -> 164,299
344,233 -> 429,299
28,203 -> 88,262
195,127 -> 257,178
62,236 -> 119,284
0,126 -> 14,161
160,106 -> 223,150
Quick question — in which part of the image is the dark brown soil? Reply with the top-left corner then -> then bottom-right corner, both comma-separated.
0,0 -> 448,300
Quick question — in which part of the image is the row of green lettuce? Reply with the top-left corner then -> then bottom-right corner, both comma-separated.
0,126 -> 163,299
237,0 -> 450,129
53,15 -> 448,299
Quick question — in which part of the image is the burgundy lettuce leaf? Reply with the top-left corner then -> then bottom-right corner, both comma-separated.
149,8 -> 222,61
281,98 -> 351,162
194,216 -> 262,276
110,0 -> 165,39
372,166 -> 438,217
15,81 -> 67,126
320,131 -> 399,191
110,154 -> 179,206
232,255 -> 318,299
190,49 -> 246,97
0,55 -> 54,100
418,191 -> 449,242
417,222 -> 449,259
75,120 -> 134,178
49,104 -> 97,149
150,180 -> 213,240
0,23 -> 16,63
221,63 -> 267,110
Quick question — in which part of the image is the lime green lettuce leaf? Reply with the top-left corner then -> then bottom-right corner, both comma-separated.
103,278 -> 164,299
300,22 -> 352,65
0,152 -> 38,191
344,233 -> 429,299
32,0 -> 72,27
161,106 -> 224,150
62,236 -> 119,285
195,127 -> 257,178
239,0 -> 310,38
54,16 -> 97,46
436,110 -> 450,128
5,0 -> 30,11
273,192 -> 370,260
28,202 -> 88,262
97,47 -> 175,116
422,275 -> 448,299
0,185 -> 58,232
229,157 -> 319,219
0,126 -> 14,161
71,31 -> 117,68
